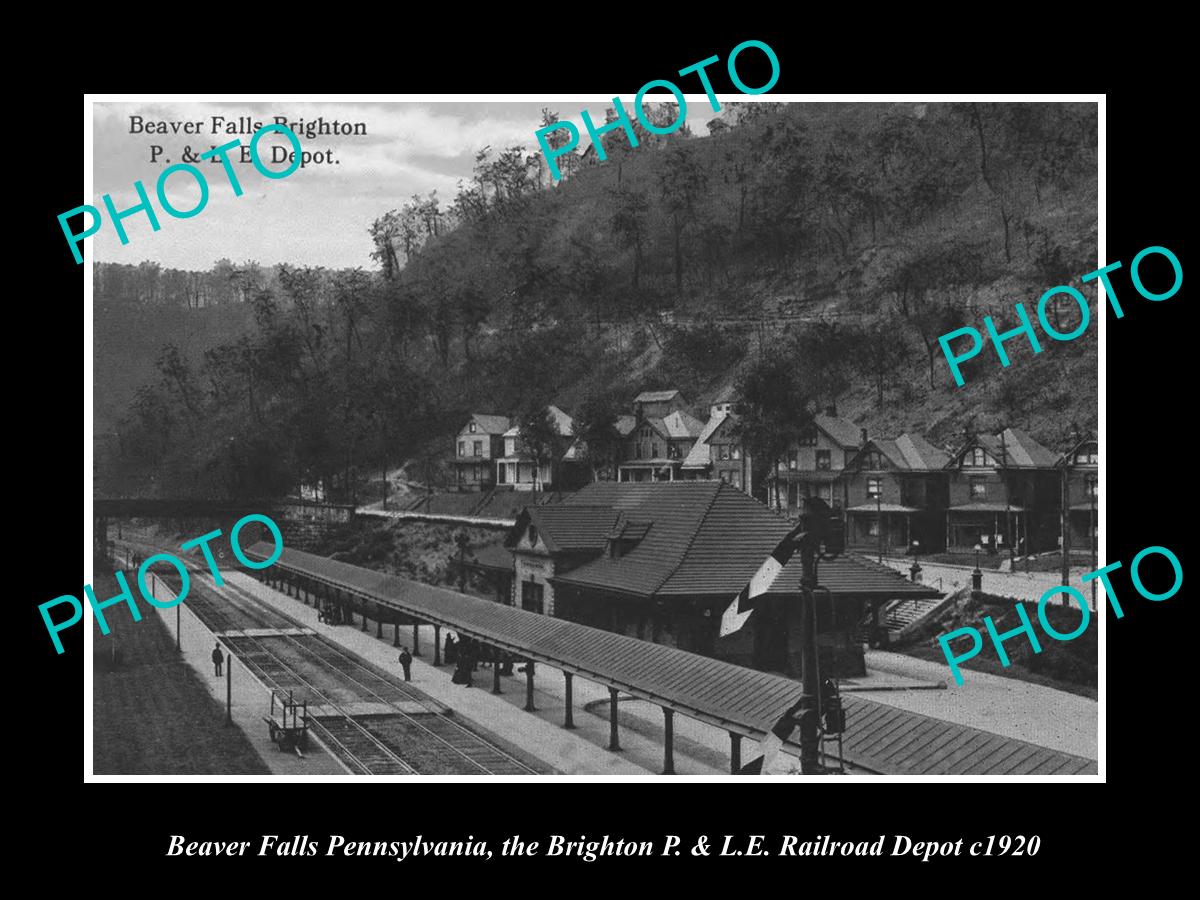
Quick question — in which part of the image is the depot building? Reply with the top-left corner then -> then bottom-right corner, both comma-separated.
469,481 -> 940,678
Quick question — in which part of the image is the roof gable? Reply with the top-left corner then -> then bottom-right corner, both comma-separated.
462,413 -> 511,435
847,438 -> 904,472
681,411 -> 729,469
1058,437 -> 1098,468
635,389 -> 682,404
662,409 -> 705,439
508,505 -> 623,554
951,428 -> 1058,469
813,413 -> 864,448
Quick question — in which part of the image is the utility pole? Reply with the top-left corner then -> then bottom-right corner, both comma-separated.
796,539 -> 821,774
998,427 -> 1014,567
1089,473 -> 1097,608
1060,462 -> 1070,590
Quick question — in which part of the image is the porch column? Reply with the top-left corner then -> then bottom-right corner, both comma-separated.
493,655 -> 503,695
377,617 -> 383,639
729,732 -> 742,774
433,625 -> 442,665
393,622 -> 400,648
608,688 -> 621,751
413,623 -> 421,656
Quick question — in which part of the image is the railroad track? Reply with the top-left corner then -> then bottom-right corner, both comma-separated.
113,540 -> 541,776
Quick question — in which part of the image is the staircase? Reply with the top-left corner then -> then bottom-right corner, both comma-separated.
882,598 -> 944,634
857,595 -> 955,645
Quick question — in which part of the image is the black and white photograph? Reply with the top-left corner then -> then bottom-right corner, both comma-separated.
80,93 -> 1104,781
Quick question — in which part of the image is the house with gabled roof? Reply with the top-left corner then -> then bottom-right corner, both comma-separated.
453,413 -> 511,490
1057,436 -> 1098,557
944,427 -> 1061,554
767,410 -> 866,517
496,405 -> 580,491
843,433 -> 950,555
680,401 -> 752,493
618,390 -> 705,483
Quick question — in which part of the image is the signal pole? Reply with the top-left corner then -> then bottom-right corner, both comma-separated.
794,497 -> 844,775
797,539 -> 821,774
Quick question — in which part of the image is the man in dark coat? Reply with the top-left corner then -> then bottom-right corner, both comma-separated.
398,648 -> 413,682
212,643 -> 224,677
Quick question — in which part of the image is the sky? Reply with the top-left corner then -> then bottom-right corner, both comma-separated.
92,99 -> 720,271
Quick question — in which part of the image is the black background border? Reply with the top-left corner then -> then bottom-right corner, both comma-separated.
20,23 -> 1190,881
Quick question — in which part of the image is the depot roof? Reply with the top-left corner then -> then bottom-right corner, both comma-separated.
551,482 -> 940,602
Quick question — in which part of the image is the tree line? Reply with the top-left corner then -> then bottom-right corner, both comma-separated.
97,101 -> 1097,500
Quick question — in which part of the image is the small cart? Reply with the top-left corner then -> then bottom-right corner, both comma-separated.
263,691 -> 309,756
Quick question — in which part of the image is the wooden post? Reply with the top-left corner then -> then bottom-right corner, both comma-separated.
730,732 -> 742,774
393,622 -> 401,648
225,651 -> 232,726
413,623 -> 420,656
176,603 -> 181,652
433,626 -> 441,666
523,662 -> 535,710
608,688 -> 621,751
662,707 -> 675,775
564,672 -> 576,729
377,617 -> 383,639
493,655 -> 502,695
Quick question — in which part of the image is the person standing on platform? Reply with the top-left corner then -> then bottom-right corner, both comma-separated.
398,648 -> 413,682
212,643 -> 224,677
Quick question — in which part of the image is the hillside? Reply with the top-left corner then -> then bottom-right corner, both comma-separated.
93,101 -> 1098,498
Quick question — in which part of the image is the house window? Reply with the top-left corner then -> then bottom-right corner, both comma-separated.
867,519 -> 879,536
816,450 -> 831,470
798,427 -> 817,447
528,525 -> 538,546
652,443 -> 660,459
473,440 -> 483,457
469,422 -> 476,433
1086,479 -> 1098,498
970,447 -> 988,467
457,440 -> 465,456
970,476 -> 987,498
719,444 -> 731,461
635,443 -> 643,460
1077,451 -> 1098,464
789,449 -> 798,470
521,581 -> 544,614
731,471 -> 742,488
732,445 -> 742,460
867,476 -> 882,498
719,471 -> 730,483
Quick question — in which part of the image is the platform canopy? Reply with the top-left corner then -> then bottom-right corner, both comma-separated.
248,543 -> 1094,775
